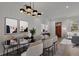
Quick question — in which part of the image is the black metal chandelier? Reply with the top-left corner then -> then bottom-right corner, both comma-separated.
20,2 -> 42,16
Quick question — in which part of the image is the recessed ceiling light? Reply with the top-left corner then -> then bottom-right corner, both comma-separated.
66,5 -> 69,8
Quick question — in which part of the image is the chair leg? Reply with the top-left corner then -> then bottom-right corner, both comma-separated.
17,45 -> 19,54
54,44 -> 56,54
3,49 -> 5,56
43,49 -> 45,56
12,47 -> 15,55
52,46 -> 54,55
55,43 -> 57,54
48,48 -> 50,56
40,53 -> 43,56
7,49 -> 8,55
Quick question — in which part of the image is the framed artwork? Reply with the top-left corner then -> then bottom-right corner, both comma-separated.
5,17 -> 17,34
71,23 -> 78,31
20,20 -> 28,32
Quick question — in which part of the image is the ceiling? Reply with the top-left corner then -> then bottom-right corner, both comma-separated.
0,2 -> 79,22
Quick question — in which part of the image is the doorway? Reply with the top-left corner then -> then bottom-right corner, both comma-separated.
55,22 -> 62,38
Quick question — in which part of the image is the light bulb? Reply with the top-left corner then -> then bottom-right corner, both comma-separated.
33,10 -> 38,15
20,10 -> 23,13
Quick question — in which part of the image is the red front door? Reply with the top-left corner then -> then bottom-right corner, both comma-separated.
55,22 -> 62,38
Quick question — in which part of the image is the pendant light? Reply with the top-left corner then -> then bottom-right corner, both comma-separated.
37,13 -> 42,16
20,8 -> 26,13
33,10 -> 38,15
24,3 -> 32,12
32,2 -> 38,16
27,12 -> 31,16
20,2 -> 42,17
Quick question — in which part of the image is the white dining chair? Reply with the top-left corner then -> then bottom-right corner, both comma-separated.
21,40 -> 43,56
1,41 -> 15,55
0,42 -> 4,55
52,35 -> 58,54
43,38 -> 54,55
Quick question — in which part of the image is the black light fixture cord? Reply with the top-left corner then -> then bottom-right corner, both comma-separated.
30,2 -> 31,7
33,2 -> 34,9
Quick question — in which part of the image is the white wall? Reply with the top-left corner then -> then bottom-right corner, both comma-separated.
49,21 -> 55,36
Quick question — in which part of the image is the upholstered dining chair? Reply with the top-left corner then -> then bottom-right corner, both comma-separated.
43,38 -> 54,56
52,36 -> 58,54
0,42 -> 4,55
1,41 -> 17,55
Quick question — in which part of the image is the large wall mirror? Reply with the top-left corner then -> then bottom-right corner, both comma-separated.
20,20 -> 28,32
5,18 -> 17,34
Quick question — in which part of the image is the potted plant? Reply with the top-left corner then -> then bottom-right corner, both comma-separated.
30,28 -> 36,42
